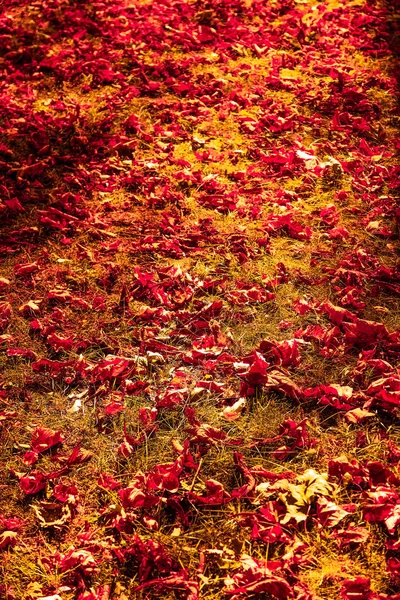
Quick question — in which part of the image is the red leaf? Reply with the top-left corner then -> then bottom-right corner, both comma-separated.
341,577 -> 374,600
31,427 -> 64,454
20,471 -> 47,495
14,262 -> 39,277
97,473 -> 121,490
134,570 -> 199,600
0,531 -> 18,549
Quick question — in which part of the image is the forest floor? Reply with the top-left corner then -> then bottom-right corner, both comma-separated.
0,0 -> 400,598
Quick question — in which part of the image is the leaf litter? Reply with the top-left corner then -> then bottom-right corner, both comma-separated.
0,0 -> 400,598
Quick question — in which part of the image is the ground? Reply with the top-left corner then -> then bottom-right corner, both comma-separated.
0,0 -> 400,598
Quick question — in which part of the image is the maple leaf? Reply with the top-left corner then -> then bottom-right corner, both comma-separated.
279,470 -> 337,524
341,577 -> 375,600
0,530 -> 18,549
222,398 -> 247,420
224,554 -> 293,599
33,502 -> 72,528
19,471 -> 47,495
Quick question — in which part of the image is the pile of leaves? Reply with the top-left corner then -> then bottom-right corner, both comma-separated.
1,0 -> 400,598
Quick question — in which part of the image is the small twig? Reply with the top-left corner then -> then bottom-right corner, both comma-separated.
188,458 -> 204,493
